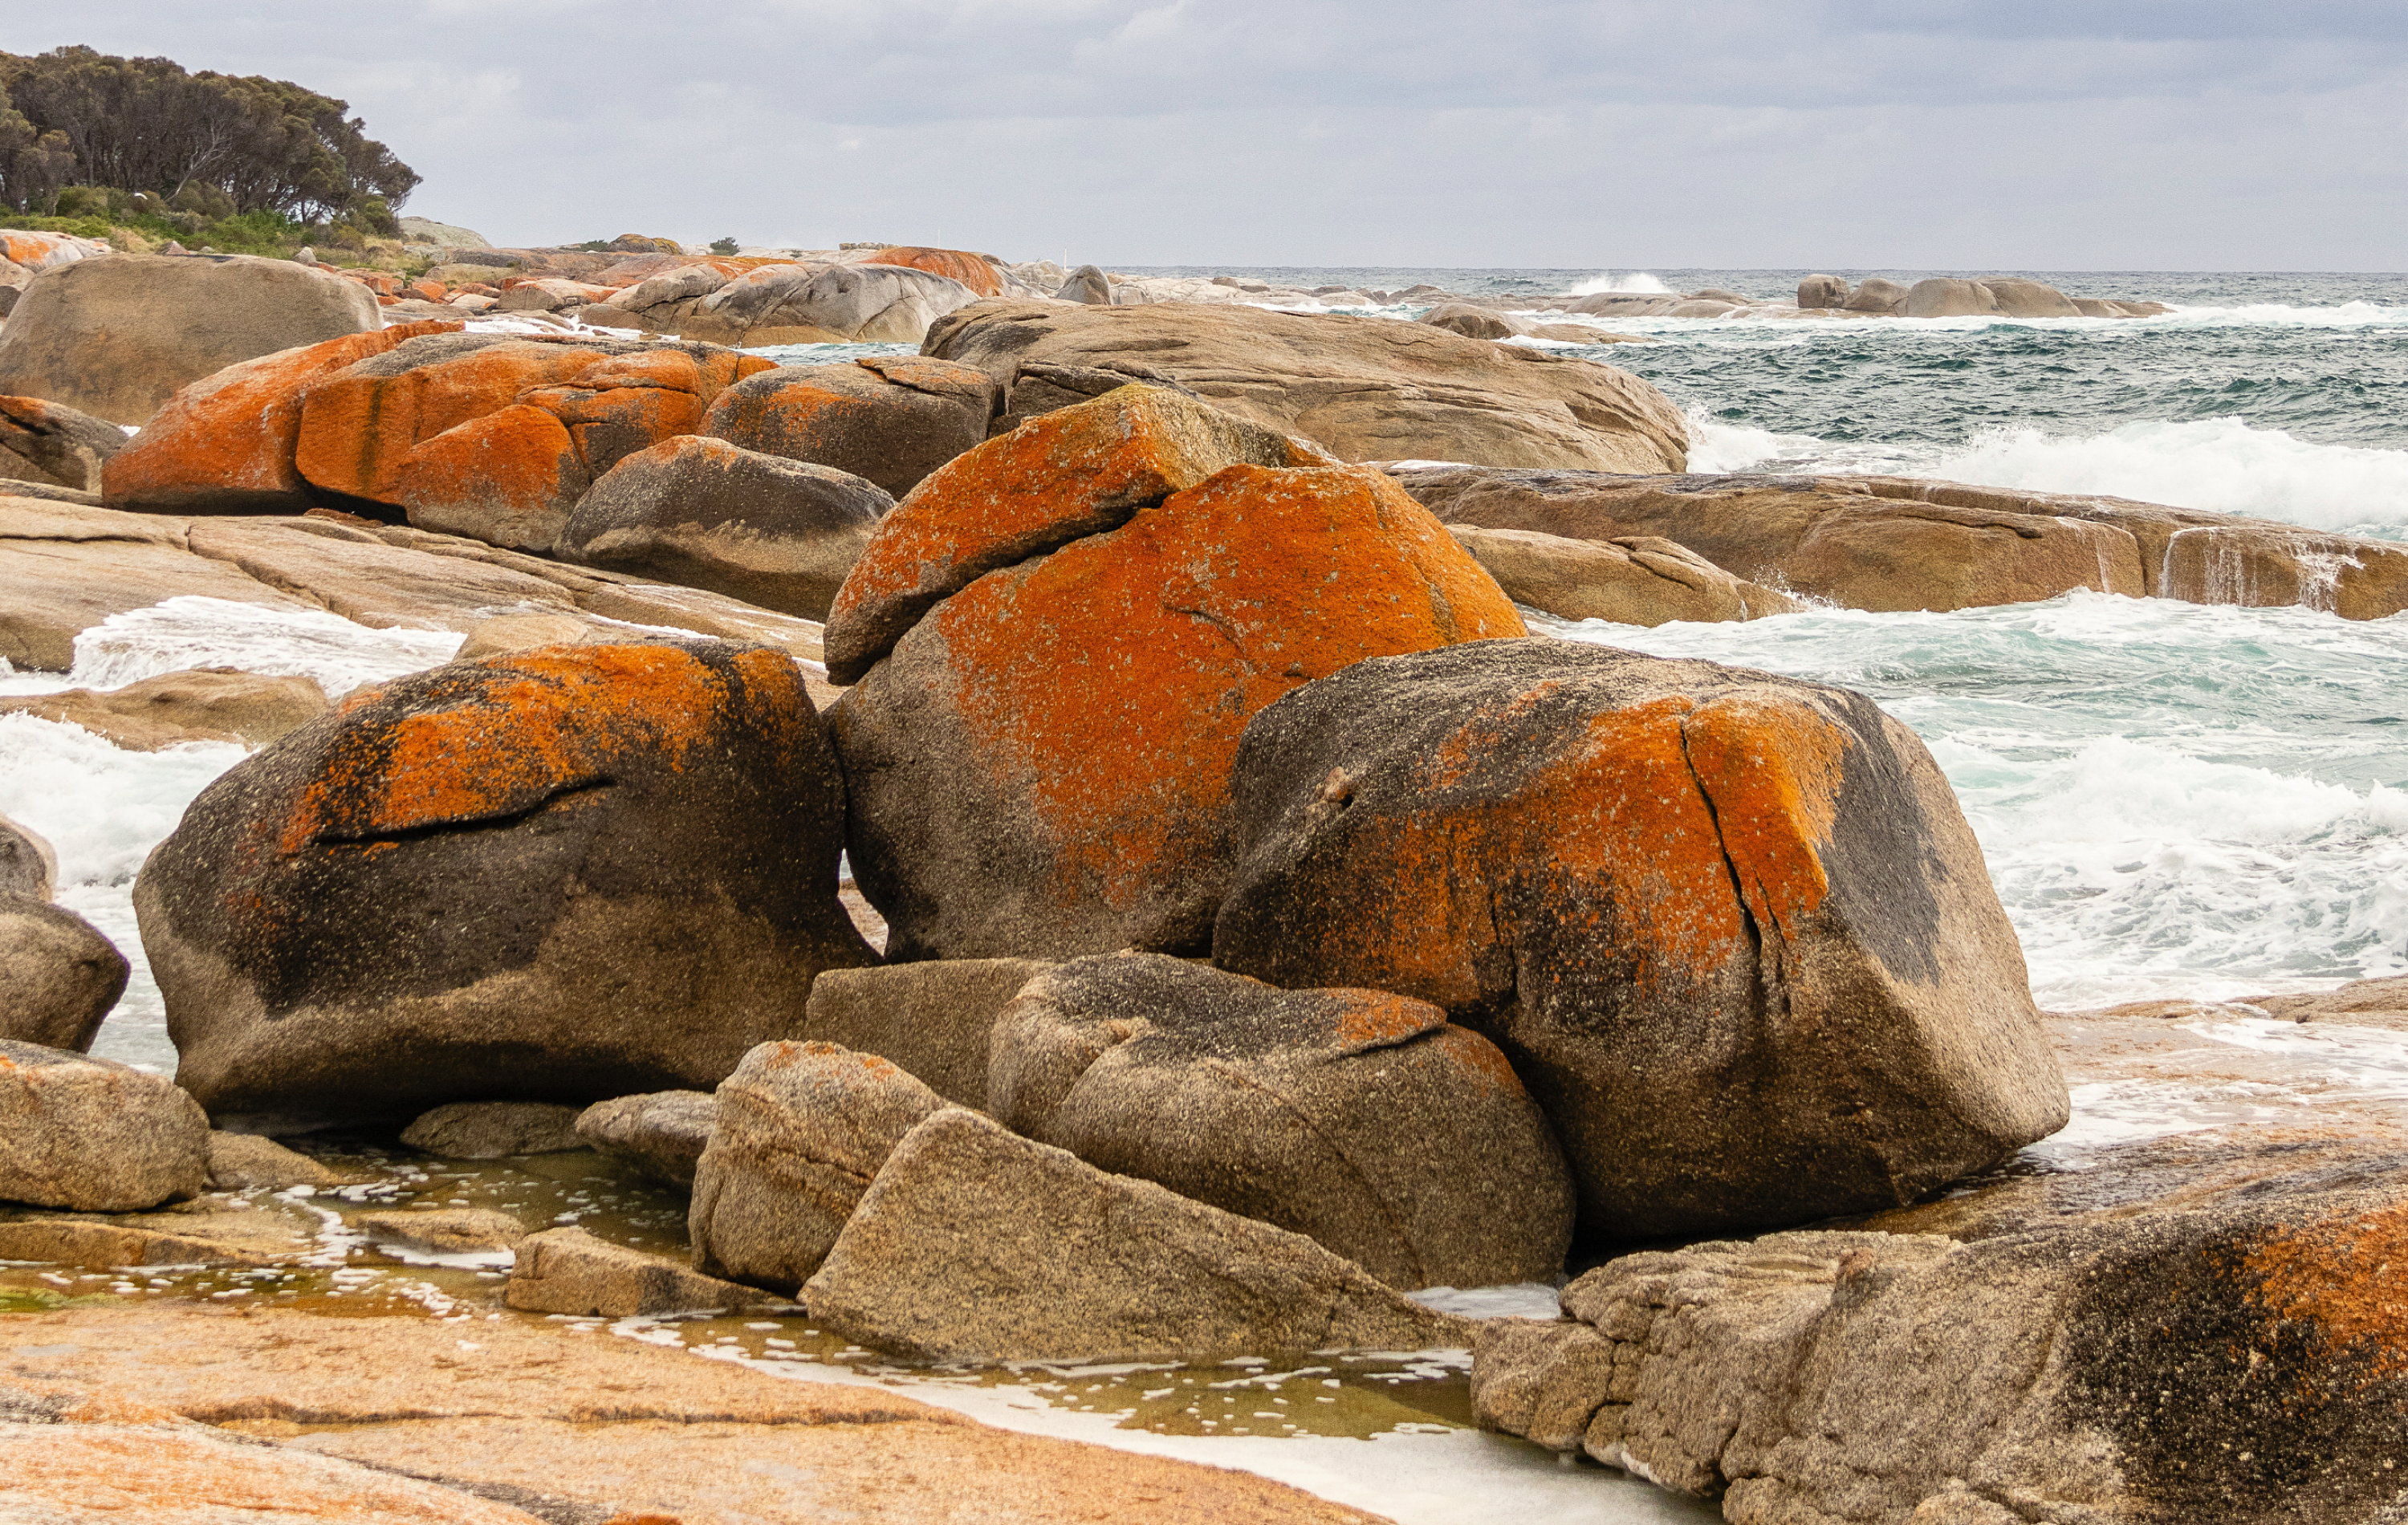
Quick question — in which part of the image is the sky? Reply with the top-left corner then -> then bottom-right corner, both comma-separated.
11,2 -> 2407,268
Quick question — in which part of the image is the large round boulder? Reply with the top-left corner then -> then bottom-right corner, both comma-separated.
0,893 -> 128,1053
0,254 -> 380,425
134,640 -> 877,1122
684,263 -> 982,346
1210,640 -> 2070,1244
702,356 -> 1000,498
989,954 -> 1574,1289
856,246 -> 1006,297
827,405 -> 1524,961
559,436 -> 890,620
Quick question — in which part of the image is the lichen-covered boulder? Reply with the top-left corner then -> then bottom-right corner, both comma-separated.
989,954 -> 1573,1289
828,429 -> 1524,960
702,356 -> 999,498
856,246 -> 1007,297
135,641 -> 876,1122
1212,640 -> 2068,1243
687,1040 -> 944,1293
558,435 -> 889,620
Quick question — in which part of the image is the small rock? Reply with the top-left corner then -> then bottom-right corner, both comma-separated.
400,1102 -> 586,1160
800,958 -> 1055,1108
506,1225 -> 771,1316
0,1217 -> 293,1269
0,1038 -> 209,1211
1417,302 -> 1525,340
1797,273 -> 1850,309
575,1090 -> 714,1186
806,1108 -> 1474,1364
0,809 -> 53,898
1052,264 -> 1112,304
0,667 -> 330,750
0,893 -> 123,1052
1845,276 -> 1910,314
689,1041 -> 945,1293
355,1207 -> 528,1255
0,393 -> 126,493
206,1131 -> 345,1190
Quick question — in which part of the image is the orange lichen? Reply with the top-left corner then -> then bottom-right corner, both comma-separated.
704,378 -> 877,453
102,321 -> 460,505
293,344 -> 608,502
2243,1202 -> 2408,1385
927,462 -> 1523,925
275,646 -> 741,855
1678,693 -> 1845,943
387,405 -> 585,531
1332,991 -> 1445,1049
1425,1024 -> 1529,1099
856,246 -> 1005,296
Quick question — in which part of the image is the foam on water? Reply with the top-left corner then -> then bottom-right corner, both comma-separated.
1564,271 -> 1672,296
0,596 -> 466,700
1535,592 -> 2408,1008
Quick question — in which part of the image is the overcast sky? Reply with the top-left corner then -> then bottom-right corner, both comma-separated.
14,2 -> 2406,268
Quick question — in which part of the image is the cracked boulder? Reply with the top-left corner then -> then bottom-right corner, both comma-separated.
988,953 -> 1573,1289
0,394 -> 125,494
1473,1127 -> 2408,1525
1211,640 -> 2068,1243
687,1040 -> 945,1293
1446,523 -> 1800,624
133,640 -> 875,1124
702,356 -> 1000,497
824,386 -> 1524,960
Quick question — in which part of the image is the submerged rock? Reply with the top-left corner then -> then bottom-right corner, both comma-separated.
989,954 -> 1574,1289
401,1102 -> 585,1160
1213,640 -> 2068,1243
575,1089 -> 715,1186
923,299 -> 1690,473
0,254 -> 381,426
355,1206 -> 529,1255
0,894 -> 128,1053
804,1108 -> 1474,1363
205,1131 -> 344,1191
688,1041 -> 945,1294
0,1039 -> 209,1211
1474,1126 -> 2408,1524
137,641 -> 874,1122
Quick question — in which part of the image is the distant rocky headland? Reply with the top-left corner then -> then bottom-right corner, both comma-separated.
0,228 -> 2398,1525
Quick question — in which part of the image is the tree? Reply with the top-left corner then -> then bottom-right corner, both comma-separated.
0,47 -> 420,226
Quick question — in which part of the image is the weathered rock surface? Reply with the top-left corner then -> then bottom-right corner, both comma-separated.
801,958 -> 1054,1108
0,1410 -> 550,1525
702,355 -> 1000,497
922,299 -> 1689,473
1447,523 -> 1800,624
0,1214 -> 302,1270
1397,466 -> 2408,620
506,1224 -> 768,1316
1796,273 -> 1850,309
1,497 -> 835,673
205,1132 -> 344,1191
0,894 -> 128,1052
354,1207 -> 528,1255
0,394 -> 123,493
557,435 -> 889,620
399,1102 -> 585,1160
0,668 -> 330,750
821,384 -> 1333,683
574,1089 -> 715,1185
0,1039 -> 209,1210
1413,303 -> 1636,347
830,433 -> 1523,962
989,954 -> 1573,1289
136,642 -> 873,1123
672,262 -> 984,346
0,810 -> 54,898
1474,1126 -> 2408,1525
806,1108 -> 1474,1362
1212,640 -> 2069,1243
689,1040 -> 946,1293
3,1302 -> 1383,1524
1055,263 -> 1112,303
0,254 -> 380,425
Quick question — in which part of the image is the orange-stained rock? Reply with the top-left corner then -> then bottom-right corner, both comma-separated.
404,278 -> 445,303
385,403 -> 591,551
822,384 -> 1336,683
294,336 -> 615,502
857,246 -> 1006,296
134,640 -> 876,1122
1211,640 -> 2068,1244
987,952 -> 1573,1288
827,462 -> 1523,960
102,321 -> 460,514
0,392 -> 128,493
702,354 -> 999,499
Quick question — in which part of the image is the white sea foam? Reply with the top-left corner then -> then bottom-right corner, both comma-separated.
1564,271 -> 1671,296
1682,410 -> 2408,540
0,596 -> 467,700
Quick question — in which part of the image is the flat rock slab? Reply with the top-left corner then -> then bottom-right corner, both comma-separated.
2,1303 -> 1385,1524
504,1225 -> 767,1316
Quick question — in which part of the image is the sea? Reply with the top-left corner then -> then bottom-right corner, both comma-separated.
5,269 -> 2407,1523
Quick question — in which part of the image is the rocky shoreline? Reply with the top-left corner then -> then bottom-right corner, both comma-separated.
0,237 -> 2401,1524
